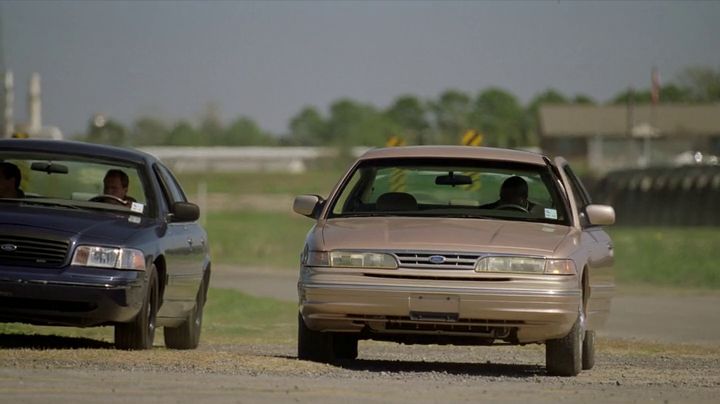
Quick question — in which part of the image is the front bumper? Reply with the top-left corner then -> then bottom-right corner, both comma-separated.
0,265 -> 146,327
299,267 -> 582,344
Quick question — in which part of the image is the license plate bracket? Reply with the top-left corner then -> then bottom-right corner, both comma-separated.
408,295 -> 459,321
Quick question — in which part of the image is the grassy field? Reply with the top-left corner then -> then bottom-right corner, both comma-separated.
608,227 -> 720,289
0,289 -> 296,346
177,170 -> 719,289
177,170 -> 344,198
205,210 -> 720,289
207,210 -> 313,269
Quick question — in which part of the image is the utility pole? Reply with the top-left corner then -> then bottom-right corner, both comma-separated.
3,71 -> 12,138
28,72 -> 41,133
646,66 -> 660,167
0,4 -> 10,138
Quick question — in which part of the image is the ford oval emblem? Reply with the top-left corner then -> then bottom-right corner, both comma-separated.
428,255 -> 446,264
1,244 -> 18,252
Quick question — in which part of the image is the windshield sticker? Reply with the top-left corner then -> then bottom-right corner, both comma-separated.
544,208 -> 558,220
130,202 -> 145,214
128,215 -> 141,224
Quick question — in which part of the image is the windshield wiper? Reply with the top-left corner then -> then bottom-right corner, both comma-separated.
336,212 -> 397,217
436,213 -> 491,219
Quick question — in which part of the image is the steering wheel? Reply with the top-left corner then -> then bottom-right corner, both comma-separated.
89,194 -> 127,205
495,203 -> 529,213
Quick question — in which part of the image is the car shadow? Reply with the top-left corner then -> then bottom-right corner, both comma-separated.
0,333 -> 114,349
338,358 -> 544,377
277,355 -> 544,378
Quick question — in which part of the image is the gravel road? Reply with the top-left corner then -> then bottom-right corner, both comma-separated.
1,265 -> 719,403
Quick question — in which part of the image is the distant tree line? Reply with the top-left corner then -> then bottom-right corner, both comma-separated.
78,66 -> 720,148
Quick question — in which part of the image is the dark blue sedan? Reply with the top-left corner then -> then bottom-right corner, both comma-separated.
0,139 -> 211,350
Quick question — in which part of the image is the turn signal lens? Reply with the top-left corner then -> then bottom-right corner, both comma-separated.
544,259 -> 577,275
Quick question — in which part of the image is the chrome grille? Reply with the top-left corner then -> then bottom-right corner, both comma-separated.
394,252 -> 481,270
0,235 -> 70,267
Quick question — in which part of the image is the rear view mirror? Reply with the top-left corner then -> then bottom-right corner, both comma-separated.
435,172 -> 472,187
31,162 -> 69,174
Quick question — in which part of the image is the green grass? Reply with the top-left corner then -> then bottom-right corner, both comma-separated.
609,227 -> 720,289
179,171 -> 720,289
176,169 -> 344,197
207,210 -> 313,268
203,208 -> 720,288
202,288 -> 296,343
0,288 -> 296,345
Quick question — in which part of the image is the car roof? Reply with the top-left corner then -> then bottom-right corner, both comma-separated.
357,145 -> 548,166
0,139 -> 157,165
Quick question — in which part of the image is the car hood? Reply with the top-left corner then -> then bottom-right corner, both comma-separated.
320,217 -> 571,255
0,204 -> 153,243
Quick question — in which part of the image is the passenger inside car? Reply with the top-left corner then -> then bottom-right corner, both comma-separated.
0,162 -> 24,198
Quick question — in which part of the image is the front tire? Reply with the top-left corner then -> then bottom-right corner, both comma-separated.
297,313 -> 334,362
582,330 -> 595,370
115,265 -> 158,350
164,273 -> 208,350
545,316 -> 582,376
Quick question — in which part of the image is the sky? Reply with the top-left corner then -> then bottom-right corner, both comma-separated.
2,0 -> 720,136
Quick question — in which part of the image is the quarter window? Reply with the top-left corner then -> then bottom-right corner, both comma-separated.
155,164 -> 187,205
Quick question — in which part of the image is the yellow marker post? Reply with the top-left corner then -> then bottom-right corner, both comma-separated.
386,136 -> 407,147
461,129 -> 483,146
386,136 -> 407,191
461,130 -> 483,191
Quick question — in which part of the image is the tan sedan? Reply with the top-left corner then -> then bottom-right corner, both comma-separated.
293,146 -> 615,376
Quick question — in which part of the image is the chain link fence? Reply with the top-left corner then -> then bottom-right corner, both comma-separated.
591,165 -> 720,226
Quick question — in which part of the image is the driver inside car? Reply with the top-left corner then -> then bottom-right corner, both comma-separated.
101,169 -> 136,206
0,162 -> 25,198
480,175 -> 537,213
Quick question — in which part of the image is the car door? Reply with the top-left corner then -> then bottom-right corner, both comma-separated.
154,163 -> 206,318
555,158 -> 615,329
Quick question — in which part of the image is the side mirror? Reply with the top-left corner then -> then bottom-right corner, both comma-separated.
293,194 -> 323,218
585,204 -> 615,226
170,201 -> 200,222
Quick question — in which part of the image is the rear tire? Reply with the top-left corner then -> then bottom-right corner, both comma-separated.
164,273 -> 208,349
545,316 -> 582,376
115,266 -> 158,350
582,330 -> 595,370
297,313 -> 335,362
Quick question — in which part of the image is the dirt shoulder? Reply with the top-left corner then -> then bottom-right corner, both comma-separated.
1,340 -> 718,404
2,265 -> 718,403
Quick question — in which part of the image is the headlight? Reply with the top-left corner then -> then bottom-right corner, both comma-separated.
475,256 -> 576,275
305,251 -> 398,269
71,246 -> 146,270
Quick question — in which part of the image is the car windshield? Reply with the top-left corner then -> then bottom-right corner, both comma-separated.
0,152 -> 149,215
328,158 -> 569,225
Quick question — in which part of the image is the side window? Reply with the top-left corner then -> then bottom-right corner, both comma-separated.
154,164 -> 187,205
563,165 -> 591,210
